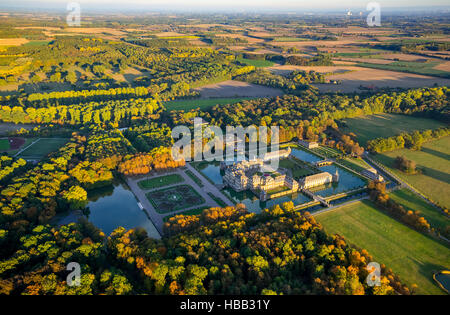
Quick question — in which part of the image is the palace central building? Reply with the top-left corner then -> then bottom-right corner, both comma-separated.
222,148 -> 339,201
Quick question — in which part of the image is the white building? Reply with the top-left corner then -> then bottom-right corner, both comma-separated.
300,172 -> 334,189
362,168 -> 384,182
298,140 -> 319,149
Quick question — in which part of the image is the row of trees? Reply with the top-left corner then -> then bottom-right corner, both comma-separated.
367,127 -> 450,153
368,181 -> 439,236
0,98 -> 161,125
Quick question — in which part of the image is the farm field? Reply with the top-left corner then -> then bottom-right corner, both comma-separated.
268,65 -> 450,92
318,67 -> 450,92
194,80 -> 284,98
164,97 -> 254,111
137,174 -> 184,190
357,61 -> 450,79
341,114 -> 446,146
16,138 -> 69,159
316,200 -> 450,295
389,188 -> 449,231
373,136 -> 450,207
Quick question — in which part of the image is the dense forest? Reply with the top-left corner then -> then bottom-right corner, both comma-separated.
0,202 -> 412,295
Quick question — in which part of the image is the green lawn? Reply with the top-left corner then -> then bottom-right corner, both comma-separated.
311,146 -> 343,158
237,57 -> 275,68
338,157 -> 372,173
138,174 -> 184,190
373,136 -> 450,207
0,139 -> 9,151
279,158 -> 315,179
164,97 -> 253,111
16,138 -> 69,159
342,114 -> 446,146
389,188 -> 449,231
316,200 -> 450,295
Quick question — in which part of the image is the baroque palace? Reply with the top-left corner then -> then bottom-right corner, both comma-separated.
222,148 -> 339,201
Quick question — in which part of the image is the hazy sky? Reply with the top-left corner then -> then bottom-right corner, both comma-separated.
2,0 -> 450,11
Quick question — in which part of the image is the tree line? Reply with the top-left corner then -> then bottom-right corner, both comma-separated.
367,127 -> 450,153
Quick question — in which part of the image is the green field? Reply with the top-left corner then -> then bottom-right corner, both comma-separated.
373,136 -> 450,207
137,174 -> 184,190
389,188 -> 449,231
23,40 -> 51,47
16,138 -> 69,159
316,200 -> 450,295
342,114 -> 446,146
185,170 -> 204,187
237,57 -> 275,68
0,139 -> 9,151
357,60 -> 450,78
164,97 -> 253,111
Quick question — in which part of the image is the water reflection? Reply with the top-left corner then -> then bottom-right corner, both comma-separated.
312,164 -> 366,197
57,181 -> 161,239
195,161 -> 224,185
289,148 -> 322,163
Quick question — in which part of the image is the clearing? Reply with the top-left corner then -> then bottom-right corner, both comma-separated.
194,80 -> 283,98
137,174 -> 184,190
268,65 -> 450,93
341,114 -> 446,146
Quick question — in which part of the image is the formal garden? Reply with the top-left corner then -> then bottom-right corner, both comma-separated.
146,184 -> 206,214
